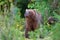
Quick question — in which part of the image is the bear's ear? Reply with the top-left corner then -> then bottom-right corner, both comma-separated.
31,9 -> 36,15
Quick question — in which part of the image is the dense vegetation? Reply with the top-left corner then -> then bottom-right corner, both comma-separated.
0,0 -> 60,40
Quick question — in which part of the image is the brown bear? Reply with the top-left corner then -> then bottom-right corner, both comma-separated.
24,9 -> 43,38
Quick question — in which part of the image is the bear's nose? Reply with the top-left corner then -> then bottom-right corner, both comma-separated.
24,11 -> 29,17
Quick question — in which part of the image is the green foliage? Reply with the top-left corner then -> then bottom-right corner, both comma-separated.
0,26 -> 25,40
0,1 -> 5,5
51,23 -> 60,40
0,11 -> 25,40
15,0 -> 30,18
0,0 -> 60,40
